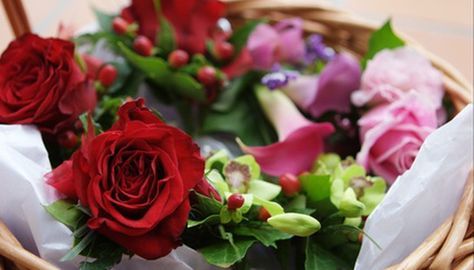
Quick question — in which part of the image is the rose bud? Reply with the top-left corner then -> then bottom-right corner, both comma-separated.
268,213 -> 321,237
197,66 -> 217,86
258,207 -> 271,221
227,193 -> 245,210
168,50 -> 189,68
97,64 -> 118,87
58,130 -> 78,149
112,17 -> 129,35
279,173 -> 301,197
215,41 -> 234,60
133,35 -> 153,56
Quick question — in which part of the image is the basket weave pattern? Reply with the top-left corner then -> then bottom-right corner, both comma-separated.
0,0 -> 472,269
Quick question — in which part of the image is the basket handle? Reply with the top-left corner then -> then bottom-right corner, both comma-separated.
1,0 -> 31,37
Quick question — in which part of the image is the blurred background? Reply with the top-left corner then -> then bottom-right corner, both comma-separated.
1,0 -> 473,82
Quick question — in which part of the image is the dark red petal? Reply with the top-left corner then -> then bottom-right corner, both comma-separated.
45,160 -> 78,199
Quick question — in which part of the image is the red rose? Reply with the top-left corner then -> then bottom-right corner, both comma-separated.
122,0 -> 225,54
46,99 -> 204,259
0,34 -> 96,135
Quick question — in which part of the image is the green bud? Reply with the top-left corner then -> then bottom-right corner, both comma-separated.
220,208 -> 232,224
267,213 -> 321,237
339,188 -> 365,218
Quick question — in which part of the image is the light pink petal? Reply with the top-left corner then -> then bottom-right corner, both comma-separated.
256,87 -> 313,140
281,75 -> 319,110
239,123 -> 334,176
274,18 -> 305,64
247,24 -> 280,70
308,53 -> 361,117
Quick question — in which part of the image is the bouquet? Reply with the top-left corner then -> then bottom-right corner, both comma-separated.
0,0 -> 467,269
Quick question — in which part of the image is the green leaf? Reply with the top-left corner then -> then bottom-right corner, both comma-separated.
156,16 -> 176,54
200,239 -> 255,268
305,241 -> 351,270
233,222 -> 292,248
229,20 -> 264,54
361,20 -> 405,68
45,200 -> 84,229
188,215 -> 221,228
61,231 -> 96,261
93,8 -> 114,32
202,77 -> 277,146
193,193 -> 223,216
300,173 -> 332,203
248,180 -> 281,201
118,43 -> 205,101
79,239 -> 124,270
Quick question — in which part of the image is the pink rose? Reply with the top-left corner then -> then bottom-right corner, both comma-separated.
247,18 -> 305,70
357,92 -> 438,183
351,47 -> 444,109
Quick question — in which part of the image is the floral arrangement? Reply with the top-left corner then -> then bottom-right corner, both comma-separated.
0,0 -> 451,269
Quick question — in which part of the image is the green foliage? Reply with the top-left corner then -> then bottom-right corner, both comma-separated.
361,20 -> 405,68
156,16 -> 176,55
118,43 -> 206,101
199,238 -> 256,268
232,222 -> 292,248
202,73 -> 278,146
305,240 -> 351,270
45,200 -> 84,230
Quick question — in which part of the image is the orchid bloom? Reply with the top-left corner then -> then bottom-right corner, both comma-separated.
238,86 -> 334,176
281,53 -> 361,118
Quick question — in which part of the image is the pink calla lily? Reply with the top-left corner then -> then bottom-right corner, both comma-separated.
238,86 -> 334,176
282,53 -> 361,117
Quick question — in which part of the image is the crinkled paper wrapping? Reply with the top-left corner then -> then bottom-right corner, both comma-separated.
355,104 -> 473,270
0,124 -> 219,270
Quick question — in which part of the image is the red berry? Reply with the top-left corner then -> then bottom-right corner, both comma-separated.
112,17 -> 129,35
258,207 -> 271,221
73,120 -> 83,133
98,64 -> 118,87
215,42 -> 234,60
227,193 -> 245,210
133,35 -> 153,56
279,173 -> 301,197
168,50 -> 189,68
197,66 -> 217,86
58,131 -> 78,149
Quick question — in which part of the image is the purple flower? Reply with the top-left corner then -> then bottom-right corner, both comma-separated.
282,53 -> 361,117
304,34 -> 335,64
261,70 -> 300,90
247,18 -> 305,70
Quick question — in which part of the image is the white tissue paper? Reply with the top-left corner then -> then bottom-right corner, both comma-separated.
0,124 -> 218,270
355,104 -> 473,270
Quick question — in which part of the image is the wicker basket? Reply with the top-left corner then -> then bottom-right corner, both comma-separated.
0,0 -> 472,269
